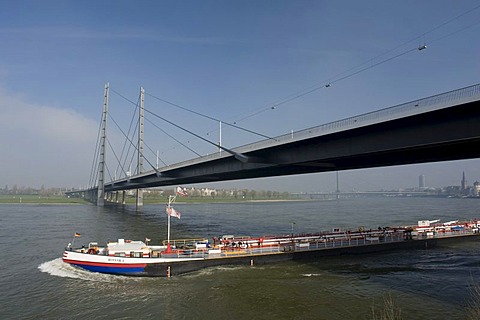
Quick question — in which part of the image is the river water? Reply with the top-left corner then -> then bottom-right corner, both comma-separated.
1,197 -> 480,319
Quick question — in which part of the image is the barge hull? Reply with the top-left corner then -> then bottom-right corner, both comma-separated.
143,234 -> 480,277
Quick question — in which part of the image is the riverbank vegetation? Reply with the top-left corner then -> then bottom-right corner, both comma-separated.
0,187 -> 298,204
370,284 -> 480,320
141,188 -> 295,204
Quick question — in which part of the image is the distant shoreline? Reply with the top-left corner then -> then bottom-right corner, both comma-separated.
0,195 -> 305,205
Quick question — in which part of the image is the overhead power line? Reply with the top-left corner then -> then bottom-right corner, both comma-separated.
232,45 -> 426,123
230,3 -> 480,123
95,4 -> 480,181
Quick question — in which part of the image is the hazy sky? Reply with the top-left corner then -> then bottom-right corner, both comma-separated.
1,1 -> 479,192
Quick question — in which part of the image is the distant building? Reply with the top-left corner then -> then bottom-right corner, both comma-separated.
419,175 -> 426,189
461,171 -> 467,191
474,181 -> 480,197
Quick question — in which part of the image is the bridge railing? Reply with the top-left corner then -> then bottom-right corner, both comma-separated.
234,83 -> 480,153
157,83 -> 480,173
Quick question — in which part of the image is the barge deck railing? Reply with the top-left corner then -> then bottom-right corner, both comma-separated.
158,229 -> 478,259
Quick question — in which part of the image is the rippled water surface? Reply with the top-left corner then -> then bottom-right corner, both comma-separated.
1,197 -> 480,319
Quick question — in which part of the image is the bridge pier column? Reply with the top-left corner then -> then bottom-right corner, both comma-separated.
97,192 -> 105,206
89,190 -> 96,204
136,189 -> 143,208
122,191 -> 126,205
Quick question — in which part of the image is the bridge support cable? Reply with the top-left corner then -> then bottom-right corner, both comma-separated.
97,82 -> 109,206
115,95 -> 140,183
109,87 -> 145,178
145,117 -> 201,158
145,92 -> 276,141
88,113 -> 103,189
144,108 -> 253,163
111,86 -> 252,165
106,137 -> 129,179
109,88 -> 177,171
108,111 -> 162,177
113,87 -> 241,162
103,162 -> 115,187
106,107 -> 139,178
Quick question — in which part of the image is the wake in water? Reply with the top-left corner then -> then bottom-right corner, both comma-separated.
38,258 -> 249,282
38,258 -> 134,283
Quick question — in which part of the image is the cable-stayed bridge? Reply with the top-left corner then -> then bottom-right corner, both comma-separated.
67,83 -> 480,206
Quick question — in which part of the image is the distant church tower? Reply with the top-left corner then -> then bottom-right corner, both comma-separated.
461,171 -> 467,190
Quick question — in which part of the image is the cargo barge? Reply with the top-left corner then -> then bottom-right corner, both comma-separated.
63,218 -> 480,277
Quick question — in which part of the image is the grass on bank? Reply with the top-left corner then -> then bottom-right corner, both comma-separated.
371,293 -> 403,320
371,283 -> 480,320
466,282 -> 480,320
0,194 -> 300,205
0,194 -> 90,204
371,282 -> 480,320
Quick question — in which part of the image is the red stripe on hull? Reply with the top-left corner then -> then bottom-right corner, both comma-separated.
63,258 -> 147,268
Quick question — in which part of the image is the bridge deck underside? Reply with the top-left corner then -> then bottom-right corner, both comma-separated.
101,99 -> 480,192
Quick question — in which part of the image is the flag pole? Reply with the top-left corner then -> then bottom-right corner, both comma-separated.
166,194 -> 176,253
71,232 -> 80,248
167,209 -> 171,252
166,188 -> 187,253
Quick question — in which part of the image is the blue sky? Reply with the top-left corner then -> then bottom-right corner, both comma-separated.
1,1 -> 479,191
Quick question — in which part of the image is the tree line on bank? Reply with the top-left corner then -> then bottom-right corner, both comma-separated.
145,187 -> 291,200
1,185 -> 67,196
1,184 -> 292,200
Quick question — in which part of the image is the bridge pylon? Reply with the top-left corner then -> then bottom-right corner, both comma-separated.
136,87 -> 145,208
97,82 -> 109,206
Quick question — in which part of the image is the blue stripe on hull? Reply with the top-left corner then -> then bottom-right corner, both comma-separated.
73,263 -> 145,275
